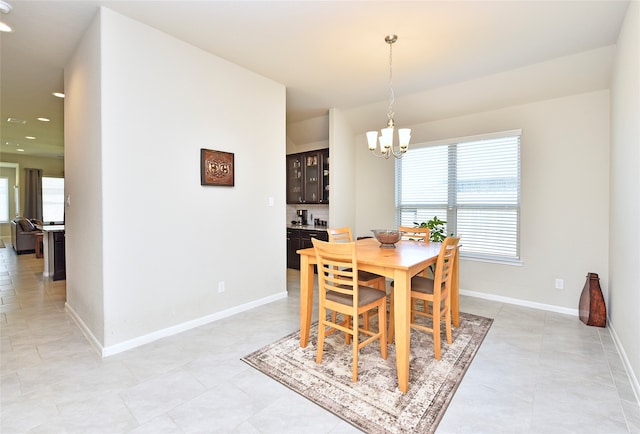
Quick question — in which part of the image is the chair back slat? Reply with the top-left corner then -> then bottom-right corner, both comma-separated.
433,237 -> 460,295
327,227 -> 354,243
399,226 -> 430,242
313,238 -> 359,300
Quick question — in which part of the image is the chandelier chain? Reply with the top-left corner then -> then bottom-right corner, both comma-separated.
387,39 -> 395,124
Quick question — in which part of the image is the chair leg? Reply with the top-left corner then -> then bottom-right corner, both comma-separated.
362,278 -> 385,332
316,316 -> 326,364
445,297 -> 453,344
331,311 -> 352,344
345,315 -> 352,345
352,314 -> 359,382
433,302 -> 441,360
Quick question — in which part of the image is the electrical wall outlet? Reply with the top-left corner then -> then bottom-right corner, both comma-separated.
555,278 -> 564,289
218,281 -> 225,293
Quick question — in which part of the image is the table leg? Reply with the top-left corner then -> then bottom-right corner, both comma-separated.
299,255 -> 315,347
393,270 -> 410,393
451,251 -> 460,327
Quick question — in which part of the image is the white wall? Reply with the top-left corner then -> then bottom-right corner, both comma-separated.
354,138 -> 396,239
65,8 -> 286,352
610,0 -> 640,399
355,90 -> 610,311
287,115 -> 329,151
64,11 -> 105,343
328,109 -> 356,229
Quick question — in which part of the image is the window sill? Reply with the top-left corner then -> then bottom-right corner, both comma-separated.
460,256 -> 523,267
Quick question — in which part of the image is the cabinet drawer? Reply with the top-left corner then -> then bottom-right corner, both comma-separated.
301,230 -> 328,241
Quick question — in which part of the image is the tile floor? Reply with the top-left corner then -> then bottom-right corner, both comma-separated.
1,244 -> 639,433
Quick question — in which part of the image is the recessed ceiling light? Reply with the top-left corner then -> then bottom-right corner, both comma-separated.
16,149 -> 24,152
52,92 -> 65,98
37,117 -> 50,122
7,117 -> 25,124
0,1 -> 12,33
25,136 -> 36,140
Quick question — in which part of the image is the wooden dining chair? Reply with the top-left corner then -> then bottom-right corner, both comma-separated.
327,227 -> 386,291
399,225 -> 431,278
387,237 -> 460,359
407,236 -> 460,359
312,238 -> 388,382
327,227 -> 387,332
399,225 -> 430,242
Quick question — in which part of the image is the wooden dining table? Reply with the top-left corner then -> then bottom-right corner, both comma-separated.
297,237 -> 461,394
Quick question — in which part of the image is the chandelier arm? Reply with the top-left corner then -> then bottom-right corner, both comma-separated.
368,143 -> 406,159
389,146 -> 405,159
369,148 -> 391,159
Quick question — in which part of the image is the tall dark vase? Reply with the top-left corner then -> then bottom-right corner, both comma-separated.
579,272 -> 606,327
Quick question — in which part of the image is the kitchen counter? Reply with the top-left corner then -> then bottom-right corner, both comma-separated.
287,224 -> 328,231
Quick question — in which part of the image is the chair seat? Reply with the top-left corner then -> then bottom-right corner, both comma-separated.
390,275 -> 436,293
328,286 -> 388,307
409,276 -> 436,294
357,269 -> 384,283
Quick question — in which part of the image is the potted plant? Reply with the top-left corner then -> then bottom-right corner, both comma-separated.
414,216 -> 448,242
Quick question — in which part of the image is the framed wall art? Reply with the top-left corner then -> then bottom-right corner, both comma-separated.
200,149 -> 234,186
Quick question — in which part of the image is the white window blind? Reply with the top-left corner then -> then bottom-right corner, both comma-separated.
396,130 -> 521,262
0,178 -> 8,223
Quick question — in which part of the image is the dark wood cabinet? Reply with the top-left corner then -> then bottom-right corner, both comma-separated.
287,228 -> 328,269
53,231 -> 66,281
286,149 -> 329,204
287,228 -> 302,269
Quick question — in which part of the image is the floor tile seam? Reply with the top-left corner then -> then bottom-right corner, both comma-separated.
536,324 -> 633,432
123,376 -> 236,428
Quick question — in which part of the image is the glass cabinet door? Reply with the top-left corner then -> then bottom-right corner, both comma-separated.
320,149 -> 329,203
286,155 -> 304,203
286,149 -> 329,204
303,153 -> 320,203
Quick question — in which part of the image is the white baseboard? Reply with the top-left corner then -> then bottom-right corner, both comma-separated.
460,288 -> 579,316
66,291 -> 288,358
607,320 -> 640,406
461,288 -> 639,407
65,303 -> 104,355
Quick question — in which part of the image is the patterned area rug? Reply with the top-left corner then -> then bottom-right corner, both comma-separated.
242,312 -> 492,433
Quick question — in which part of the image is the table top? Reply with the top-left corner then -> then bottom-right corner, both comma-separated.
298,237 -> 442,271
37,225 -> 65,232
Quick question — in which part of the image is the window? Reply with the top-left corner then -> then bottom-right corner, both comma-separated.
42,177 -> 64,223
0,178 -> 8,223
396,130 -> 521,263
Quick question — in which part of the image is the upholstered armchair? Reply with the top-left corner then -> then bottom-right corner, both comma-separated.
10,217 -> 41,254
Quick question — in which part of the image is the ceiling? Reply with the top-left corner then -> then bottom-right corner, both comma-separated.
0,0 -> 630,158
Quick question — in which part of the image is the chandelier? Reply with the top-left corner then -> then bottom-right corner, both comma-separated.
366,34 -> 411,159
